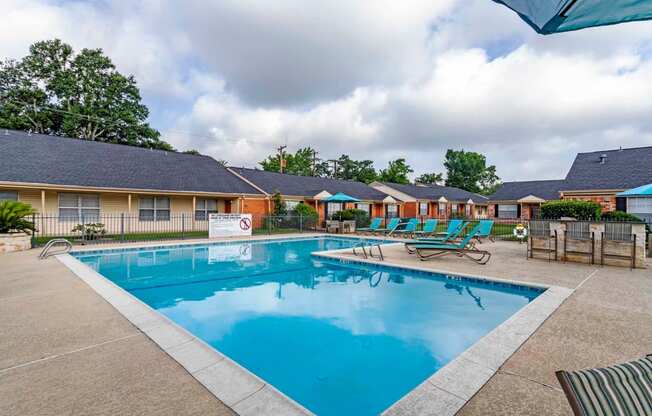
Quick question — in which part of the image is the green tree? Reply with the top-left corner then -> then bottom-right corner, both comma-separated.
443,149 -> 500,195
259,147 -> 329,176
415,172 -> 444,185
182,149 -> 201,155
333,155 -> 377,183
271,191 -> 287,216
0,39 -> 172,150
378,158 -> 413,184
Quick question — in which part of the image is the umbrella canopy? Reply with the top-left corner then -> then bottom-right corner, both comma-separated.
617,183 -> 652,197
493,0 -> 652,34
324,192 -> 361,203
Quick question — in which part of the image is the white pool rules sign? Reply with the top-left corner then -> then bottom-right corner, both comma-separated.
209,214 -> 253,238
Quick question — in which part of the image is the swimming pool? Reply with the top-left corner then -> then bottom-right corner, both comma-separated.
73,236 -> 543,415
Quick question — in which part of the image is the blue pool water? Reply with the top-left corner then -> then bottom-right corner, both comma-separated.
73,237 -> 542,415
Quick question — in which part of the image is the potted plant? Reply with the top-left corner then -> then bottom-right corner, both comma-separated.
0,200 -> 36,253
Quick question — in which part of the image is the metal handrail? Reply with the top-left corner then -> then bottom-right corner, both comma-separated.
352,242 -> 384,261
39,238 -> 72,259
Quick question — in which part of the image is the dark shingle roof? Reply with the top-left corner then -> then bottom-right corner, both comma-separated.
231,167 -> 389,201
0,130 -> 262,195
564,146 -> 652,191
489,180 -> 565,201
381,182 -> 489,203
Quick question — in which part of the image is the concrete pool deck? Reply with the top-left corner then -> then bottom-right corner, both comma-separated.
1,236 -> 650,415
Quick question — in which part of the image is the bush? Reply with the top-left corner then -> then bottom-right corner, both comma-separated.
540,200 -> 602,220
293,203 -> 318,227
601,211 -> 643,222
71,223 -> 106,240
0,200 -> 36,234
330,209 -> 370,227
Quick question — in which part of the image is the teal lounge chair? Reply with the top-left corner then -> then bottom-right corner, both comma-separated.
409,223 -> 491,264
413,219 -> 438,238
391,218 -> 418,237
357,217 -> 382,234
404,221 -> 468,253
376,218 -> 401,235
434,219 -> 463,238
475,220 -> 495,242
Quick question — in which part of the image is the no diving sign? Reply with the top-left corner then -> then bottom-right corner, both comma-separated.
209,214 -> 253,238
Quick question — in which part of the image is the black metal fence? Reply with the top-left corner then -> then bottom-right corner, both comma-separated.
29,213 -> 321,246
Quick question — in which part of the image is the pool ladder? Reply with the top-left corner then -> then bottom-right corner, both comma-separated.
352,242 -> 384,261
39,239 -> 72,259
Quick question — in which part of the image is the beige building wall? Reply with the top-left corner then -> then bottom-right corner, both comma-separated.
1,186 -> 247,236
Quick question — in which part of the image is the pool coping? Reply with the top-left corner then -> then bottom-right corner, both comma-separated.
56,235 -> 573,416
313,246 -> 573,416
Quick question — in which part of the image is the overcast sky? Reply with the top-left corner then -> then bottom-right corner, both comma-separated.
5,0 -> 652,181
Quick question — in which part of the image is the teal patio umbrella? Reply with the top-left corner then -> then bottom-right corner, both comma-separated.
493,0 -> 652,34
617,183 -> 652,196
324,192 -> 361,203
323,193 -> 360,221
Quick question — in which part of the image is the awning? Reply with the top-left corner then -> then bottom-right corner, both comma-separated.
493,0 -> 652,34
324,192 -> 360,203
617,183 -> 652,197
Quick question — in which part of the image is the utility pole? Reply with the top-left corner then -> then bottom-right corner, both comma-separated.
277,145 -> 287,173
311,149 -> 319,176
328,159 -> 338,178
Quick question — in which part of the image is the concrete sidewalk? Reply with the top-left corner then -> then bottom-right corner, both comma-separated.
0,249 -> 235,416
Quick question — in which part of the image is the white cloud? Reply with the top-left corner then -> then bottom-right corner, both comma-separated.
4,0 -> 652,180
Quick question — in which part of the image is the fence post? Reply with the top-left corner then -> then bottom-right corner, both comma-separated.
268,216 -> 271,235
648,233 -> 652,258
182,213 -> 186,240
120,213 -> 125,242
81,213 -> 86,243
300,214 -> 303,233
31,213 -> 37,247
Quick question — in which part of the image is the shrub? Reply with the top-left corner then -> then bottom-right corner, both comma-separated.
293,203 -> 318,228
330,209 -> 370,227
540,200 -> 602,220
293,203 -> 318,219
0,200 -> 36,234
601,211 -> 643,222
71,223 -> 106,240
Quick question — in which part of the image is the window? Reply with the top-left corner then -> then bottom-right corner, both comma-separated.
327,202 -> 342,214
139,197 -> 170,221
386,204 -> 398,218
195,199 -> 218,220
451,204 -> 458,214
498,204 -> 518,219
59,193 -> 100,222
419,202 -> 429,216
465,204 -> 471,217
285,200 -> 301,211
438,202 -> 446,216
628,197 -> 652,214
356,203 -> 370,214
0,191 -> 18,201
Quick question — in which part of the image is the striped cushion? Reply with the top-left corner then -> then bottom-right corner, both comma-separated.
557,355 -> 652,416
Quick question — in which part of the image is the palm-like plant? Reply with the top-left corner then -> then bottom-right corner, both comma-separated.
0,200 -> 37,234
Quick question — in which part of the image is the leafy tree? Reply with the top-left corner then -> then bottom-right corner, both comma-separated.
182,149 -> 201,155
271,191 -> 287,216
259,147 -> 329,176
0,39 -> 172,150
444,149 -> 500,195
333,155 -> 377,183
415,172 -> 444,185
378,158 -> 413,184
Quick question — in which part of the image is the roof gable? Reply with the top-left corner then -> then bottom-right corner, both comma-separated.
564,147 -> 652,191
0,130 -> 262,195
489,180 -> 565,201
377,182 -> 488,203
